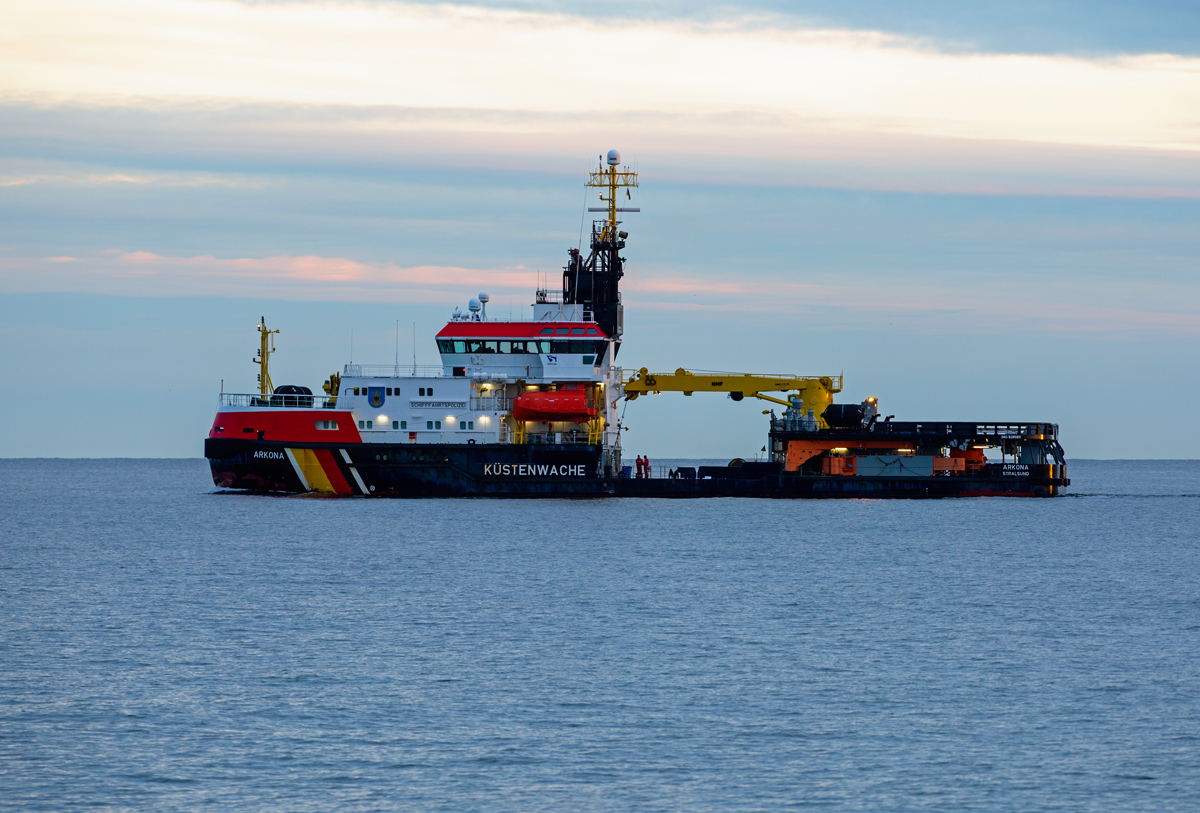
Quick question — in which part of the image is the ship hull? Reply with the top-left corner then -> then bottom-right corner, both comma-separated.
205,439 -> 1067,498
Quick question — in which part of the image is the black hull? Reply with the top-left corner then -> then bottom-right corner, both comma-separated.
205,439 -> 1068,498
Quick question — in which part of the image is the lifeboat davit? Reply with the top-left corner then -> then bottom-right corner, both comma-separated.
513,387 -> 596,422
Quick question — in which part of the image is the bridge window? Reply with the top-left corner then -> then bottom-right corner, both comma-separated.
437,340 -> 452,353
547,340 -> 607,355
499,341 -> 511,353
583,355 -> 595,365
555,327 -> 569,335
570,327 -> 585,335
586,327 -> 599,335
539,327 -> 554,335
453,340 -> 466,353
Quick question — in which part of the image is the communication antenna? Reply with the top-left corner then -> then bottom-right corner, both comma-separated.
412,322 -> 417,373
586,149 -> 639,242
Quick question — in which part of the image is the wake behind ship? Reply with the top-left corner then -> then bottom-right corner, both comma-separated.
205,151 -> 1069,498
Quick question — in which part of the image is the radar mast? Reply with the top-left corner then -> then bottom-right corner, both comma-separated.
561,149 -> 638,359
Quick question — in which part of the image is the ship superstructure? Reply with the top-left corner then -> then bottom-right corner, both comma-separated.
205,150 -> 1069,498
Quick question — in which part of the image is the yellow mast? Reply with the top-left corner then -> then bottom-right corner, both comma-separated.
254,316 -> 280,395
586,151 -> 638,241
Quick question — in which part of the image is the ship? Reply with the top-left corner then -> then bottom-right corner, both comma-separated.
205,151 -> 1069,498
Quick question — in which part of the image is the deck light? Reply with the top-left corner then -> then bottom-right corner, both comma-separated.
377,414 -> 389,424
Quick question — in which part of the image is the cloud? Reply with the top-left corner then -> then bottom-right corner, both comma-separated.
3,0 -> 1200,159
0,250 -> 538,303
3,249 -> 1195,337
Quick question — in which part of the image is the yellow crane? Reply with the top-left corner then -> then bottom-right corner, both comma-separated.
624,368 -> 842,427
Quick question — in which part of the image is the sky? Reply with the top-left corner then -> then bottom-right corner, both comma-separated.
1,0 -> 1198,458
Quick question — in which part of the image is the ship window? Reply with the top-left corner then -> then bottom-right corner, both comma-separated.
555,327 -> 569,335
428,387 -> 433,396
539,327 -> 553,335
571,327 -> 585,335
460,421 -> 466,430
468,421 -> 473,430
483,341 -> 497,353
538,341 -> 551,353
454,341 -> 467,353
401,421 -> 406,429
385,387 -> 392,395
359,420 -> 364,429
499,341 -> 511,353
583,355 -> 595,365
570,340 -> 588,353
586,327 -> 599,335
366,420 -> 373,429
419,387 -> 425,396
393,421 -> 399,429
427,421 -> 433,429
436,421 -> 441,429
316,420 -> 339,430
466,340 -> 484,353
353,387 -> 360,395
437,340 -> 452,353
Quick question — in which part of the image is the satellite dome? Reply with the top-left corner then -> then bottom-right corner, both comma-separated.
468,298 -> 481,312
478,292 -> 490,303
606,149 -> 620,166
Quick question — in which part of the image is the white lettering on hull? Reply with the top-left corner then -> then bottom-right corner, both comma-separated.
254,451 -> 286,460
482,463 -> 586,477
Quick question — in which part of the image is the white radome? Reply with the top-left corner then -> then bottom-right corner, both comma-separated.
607,149 -> 620,165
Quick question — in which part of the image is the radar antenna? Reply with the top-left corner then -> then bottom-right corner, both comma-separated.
561,149 -> 639,359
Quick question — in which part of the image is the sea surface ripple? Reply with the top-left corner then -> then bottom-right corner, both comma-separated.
3,459 -> 1200,811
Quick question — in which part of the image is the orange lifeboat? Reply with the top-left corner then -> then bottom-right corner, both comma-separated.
512,386 -> 596,422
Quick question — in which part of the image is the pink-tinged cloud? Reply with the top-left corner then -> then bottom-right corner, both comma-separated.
1,250 -> 1196,338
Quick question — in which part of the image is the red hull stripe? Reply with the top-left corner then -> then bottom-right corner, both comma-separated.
316,448 -> 354,495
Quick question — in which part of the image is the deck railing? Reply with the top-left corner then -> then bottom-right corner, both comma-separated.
470,394 -> 511,411
343,364 -> 445,378
771,419 -> 1058,439
524,430 -> 594,445
219,393 -> 341,409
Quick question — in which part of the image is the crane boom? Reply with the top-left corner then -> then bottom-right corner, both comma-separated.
624,367 -> 842,425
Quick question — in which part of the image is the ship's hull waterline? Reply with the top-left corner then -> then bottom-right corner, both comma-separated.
206,440 -> 1067,498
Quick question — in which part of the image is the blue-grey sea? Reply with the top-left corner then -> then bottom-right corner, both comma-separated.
3,459 -> 1200,811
